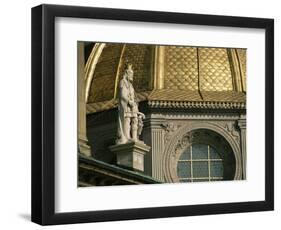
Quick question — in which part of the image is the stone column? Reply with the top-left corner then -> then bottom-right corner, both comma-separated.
238,117 -> 246,179
143,114 -> 165,181
78,42 -> 91,156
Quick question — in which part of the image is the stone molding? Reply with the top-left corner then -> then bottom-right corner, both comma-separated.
87,99 -> 246,114
148,100 -> 246,110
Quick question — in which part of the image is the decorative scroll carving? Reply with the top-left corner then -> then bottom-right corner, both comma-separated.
161,122 -> 181,143
224,122 -> 240,143
173,133 -> 193,158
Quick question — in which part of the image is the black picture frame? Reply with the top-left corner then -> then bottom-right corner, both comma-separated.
31,4 -> 274,225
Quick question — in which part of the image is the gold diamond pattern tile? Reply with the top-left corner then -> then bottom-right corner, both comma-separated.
119,44 -> 152,92
199,48 -> 233,91
164,46 -> 198,91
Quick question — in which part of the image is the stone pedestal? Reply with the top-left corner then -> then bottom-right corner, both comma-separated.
109,141 -> 150,171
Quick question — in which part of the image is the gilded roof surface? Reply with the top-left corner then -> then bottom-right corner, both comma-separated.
87,44 -> 122,102
164,46 -> 199,91
85,43 -> 246,114
199,48 -> 233,91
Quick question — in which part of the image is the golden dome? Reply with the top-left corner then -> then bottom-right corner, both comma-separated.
85,43 -> 246,114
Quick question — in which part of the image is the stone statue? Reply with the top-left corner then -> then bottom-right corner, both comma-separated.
116,64 -> 145,144
110,64 -> 150,171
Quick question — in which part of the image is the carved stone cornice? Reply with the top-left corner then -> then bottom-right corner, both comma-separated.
87,90 -> 246,114
147,100 -> 246,110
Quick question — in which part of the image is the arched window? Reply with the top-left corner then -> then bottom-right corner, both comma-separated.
176,129 -> 236,183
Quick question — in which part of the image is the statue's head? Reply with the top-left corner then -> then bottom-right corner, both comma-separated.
125,64 -> 134,82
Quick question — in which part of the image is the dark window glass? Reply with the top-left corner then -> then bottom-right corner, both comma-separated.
192,144 -> 208,159
210,161 -> 223,177
177,161 -> 191,178
179,148 -> 191,160
209,146 -> 221,159
193,161 -> 209,177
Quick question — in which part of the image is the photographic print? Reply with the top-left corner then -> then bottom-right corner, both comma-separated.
32,5 -> 273,224
78,42 -> 247,186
